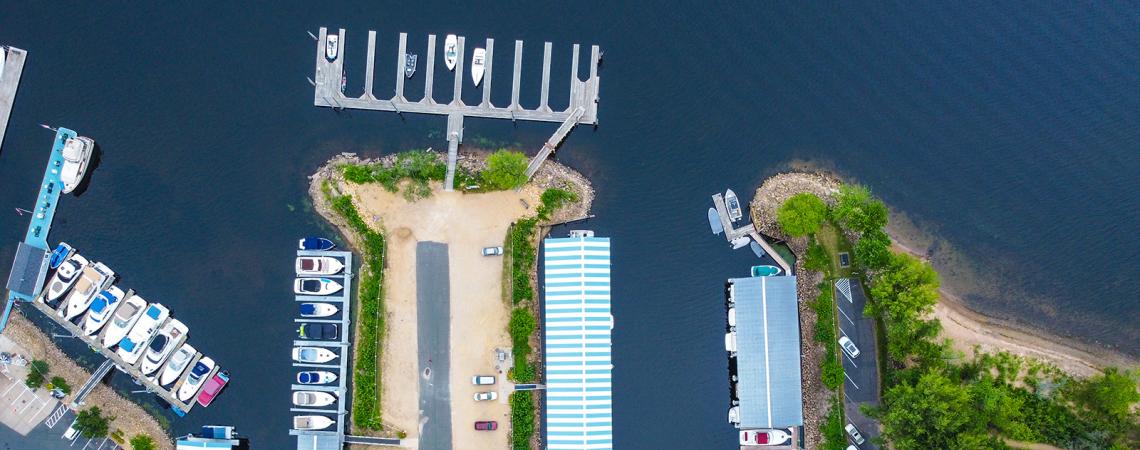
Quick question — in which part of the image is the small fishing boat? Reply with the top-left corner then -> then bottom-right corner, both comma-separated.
749,241 -> 766,259
140,319 -> 188,375
294,415 -> 335,431
293,347 -> 337,364
101,295 -> 146,348
708,208 -> 724,234
196,370 -> 230,407
325,34 -> 338,61
728,406 -> 740,424
60,136 -> 95,194
117,303 -> 170,365
725,189 -> 743,222
177,357 -> 215,402
298,236 -> 335,251
404,53 -> 418,78
299,303 -> 338,318
471,48 -> 486,86
296,256 -> 344,276
751,265 -> 782,277
296,371 -> 338,385
83,286 -> 124,335
48,242 -> 74,269
444,34 -> 458,71
731,236 -> 750,250
293,391 -> 336,407
44,254 -> 88,304
159,343 -> 197,386
61,263 -> 115,321
725,332 -> 736,352
740,429 -> 791,446
728,307 -> 736,328
294,278 -> 343,296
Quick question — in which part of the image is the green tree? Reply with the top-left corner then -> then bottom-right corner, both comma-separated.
868,253 -> 939,324
880,371 -> 983,450
129,434 -> 156,450
49,376 -> 71,394
482,150 -> 529,190
821,359 -> 844,390
833,184 -> 889,233
75,406 -> 111,439
25,359 -> 48,389
1066,367 -> 1140,423
776,193 -> 828,237
853,228 -> 892,271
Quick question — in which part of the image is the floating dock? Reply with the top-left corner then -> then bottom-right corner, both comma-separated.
0,46 -> 27,150
290,249 -> 353,450
712,192 -> 793,275
312,28 -> 602,190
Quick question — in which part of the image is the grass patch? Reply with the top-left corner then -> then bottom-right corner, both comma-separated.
508,307 -> 538,383
819,396 -> 848,450
322,182 -> 386,430
815,222 -> 853,278
340,150 -> 446,200
509,391 -> 536,450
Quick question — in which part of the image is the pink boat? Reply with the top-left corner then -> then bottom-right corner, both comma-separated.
196,370 -> 230,407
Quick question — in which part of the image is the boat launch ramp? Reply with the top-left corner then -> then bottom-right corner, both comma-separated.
312,28 -> 602,191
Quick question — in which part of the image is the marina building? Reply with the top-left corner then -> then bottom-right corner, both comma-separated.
727,275 -> 803,430
542,232 -> 613,449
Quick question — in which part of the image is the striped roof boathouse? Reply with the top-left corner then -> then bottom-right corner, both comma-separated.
543,232 -> 614,449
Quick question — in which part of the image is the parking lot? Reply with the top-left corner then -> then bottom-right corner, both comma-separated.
835,279 -> 881,449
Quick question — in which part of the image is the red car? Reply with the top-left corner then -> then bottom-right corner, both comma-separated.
474,421 -> 498,431
196,370 -> 230,407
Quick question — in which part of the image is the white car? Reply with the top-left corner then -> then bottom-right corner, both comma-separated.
845,423 -> 865,445
473,391 -> 497,401
63,418 -> 80,440
839,336 -> 861,358
471,375 -> 496,385
481,246 -> 503,256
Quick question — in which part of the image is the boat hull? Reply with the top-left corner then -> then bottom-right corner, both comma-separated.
159,343 -> 196,386
294,415 -> 334,431
177,357 -> 215,402
299,303 -> 338,318
725,189 -> 743,222
140,319 -> 188,375
471,48 -> 486,86
60,137 -> 94,194
45,255 -> 88,304
444,35 -> 458,71
83,286 -> 124,335
101,296 -> 146,348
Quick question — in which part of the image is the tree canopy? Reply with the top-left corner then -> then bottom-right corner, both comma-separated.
853,228 -> 892,270
880,371 -> 1000,450
129,434 -> 157,450
482,150 -> 529,190
75,407 -> 110,439
833,184 -> 889,233
777,193 -> 828,237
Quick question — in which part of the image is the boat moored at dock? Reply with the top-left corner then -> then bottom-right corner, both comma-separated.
293,415 -> 334,431
141,319 -> 188,375
299,302 -> 338,318
325,34 -> 338,61
117,303 -> 170,365
160,343 -> 197,386
295,256 -> 343,276
405,53 -> 417,78
101,295 -> 146,348
471,47 -> 486,86
725,189 -> 743,222
708,208 -> 724,234
292,347 -> 336,363
48,242 -> 74,269
196,370 -> 229,407
83,286 -> 124,335
178,357 -> 215,402
293,278 -> 343,296
44,254 -> 88,304
296,370 -> 337,385
298,236 -> 335,251
60,136 -> 94,194
60,262 -> 115,321
751,265 -> 782,277
292,391 -> 336,407
444,34 -> 458,70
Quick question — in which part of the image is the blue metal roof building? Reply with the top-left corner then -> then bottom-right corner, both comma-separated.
543,235 -> 613,449
730,275 -> 803,429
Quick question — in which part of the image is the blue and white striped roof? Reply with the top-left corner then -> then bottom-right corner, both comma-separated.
543,236 -> 613,449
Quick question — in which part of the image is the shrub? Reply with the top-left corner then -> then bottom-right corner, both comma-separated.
777,193 -> 828,237
510,391 -> 536,450
75,407 -> 111,439
509,308 -> 538,383
129,434 -> 156,450
508,219 -> 538,304
25,360 -> 48,389
341,150 -> 446,195
483,150 -> 529,190
536,188 -> 578,221
822,359 -> 844,390
820,398 -> 847,450
833,184 -> 888,233
50,376 -> 71,394
853,228 -> 891,271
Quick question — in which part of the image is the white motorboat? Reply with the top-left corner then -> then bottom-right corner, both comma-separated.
83,286 -> 124,335
728,406 -> 740,424
293,347 -> 337,364
731,236 -> 750,250
725,189 -> 743,222
296,371 -> 338,385
61,262 -> 115,321
325,34 -> 338,61
116,303 -> 169,365
140,319 -> 188,375
60,136 -> 94,194
101,295 -> 146,348
159,343 -> 197,386
294,415 -> 334,431
296,256 -> 344,276
44,254 -> 88,304
299,303 -> 338,318
293,391 -> 336,407
294,278 -> 343,296
177,357 -> 215,402
444,34 -> 458,71
471,48 -> 486,86
740,428 -> 791,446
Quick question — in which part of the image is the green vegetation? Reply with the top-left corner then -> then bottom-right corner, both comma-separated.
510,391 -> 536,450
776,193 -> 828,237
341,150 -> 446,200
48,376 -> 71,394
832,184 -> 888,234
25,359 -> 48,389
75,407 -> 111,439
322,182 -> 386,430
508,307 -> 538,383
819,396 -> 848,450
482,150 -> 529,190
129,434 -> 156,450
508,218 -> 538,305
810,286 -> 845,390
536,188 -> 577,221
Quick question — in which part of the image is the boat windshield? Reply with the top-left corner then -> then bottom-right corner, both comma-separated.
300,349 -> 316,360
167,352 -> 189,369
148,335 -> 168,352
302,279 -> 323,292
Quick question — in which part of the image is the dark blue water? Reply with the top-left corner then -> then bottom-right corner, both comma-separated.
1,2 -> 1138,449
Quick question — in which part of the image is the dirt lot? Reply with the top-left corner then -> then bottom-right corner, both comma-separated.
342,180 -> 542,448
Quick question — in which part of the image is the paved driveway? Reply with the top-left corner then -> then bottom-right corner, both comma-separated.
835,279 -> 881,449
417,242 -> 452,450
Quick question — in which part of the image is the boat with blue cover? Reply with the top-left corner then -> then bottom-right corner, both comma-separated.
750,241 -> 766,259
708,208 -> 724,234
751,265 -> 782,277
297,370 -> 337,385
83,286 -> 124,335
299,302 -> 338,318
299,236 -> 335,251
117,303 -> 170,365
49,242 -> 73,269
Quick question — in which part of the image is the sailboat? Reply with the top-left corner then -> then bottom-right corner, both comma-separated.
471,48 -> 486,86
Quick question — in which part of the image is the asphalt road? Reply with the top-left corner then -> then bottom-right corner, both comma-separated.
836,279 -> 881,449
417,242 -> 452,450
0,407 -> 118,450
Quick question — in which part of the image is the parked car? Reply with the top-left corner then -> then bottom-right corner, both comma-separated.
847,445 -> 859,450
472,375 -> 496,385
473,391 -> 497,401
481,246 -> 503,256
475,421 -> 498,431
839,336 -> 861,358
845,423 -> 865,445
63,419 -> 80,440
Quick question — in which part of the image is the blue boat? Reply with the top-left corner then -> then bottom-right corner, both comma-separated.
298,236 -> 335,251
707,208 -> 724,234
48,242 -> 73,269
751,265 -> 782,277
749,241 -> 766,259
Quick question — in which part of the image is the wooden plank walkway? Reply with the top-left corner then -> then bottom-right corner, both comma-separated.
524,106 -> 586,179
0,46 -> 27,151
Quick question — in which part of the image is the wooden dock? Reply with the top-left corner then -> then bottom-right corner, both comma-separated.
0,46 -> 26,151
313,28 -> 602,191
712,193 -> 793,275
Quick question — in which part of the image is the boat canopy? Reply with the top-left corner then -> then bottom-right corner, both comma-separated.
146,305 -> 162,319
119,339 -> 137,352
149,335 -> 168,352
299,303 -> 316,315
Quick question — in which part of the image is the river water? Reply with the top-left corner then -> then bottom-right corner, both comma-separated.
0,2 -> 1137,448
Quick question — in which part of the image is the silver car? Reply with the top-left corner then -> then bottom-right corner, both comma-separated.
473,391 -> 498,401
471,375 -> 496,385
481,246 -> 503,256
845,423 -> 865,445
